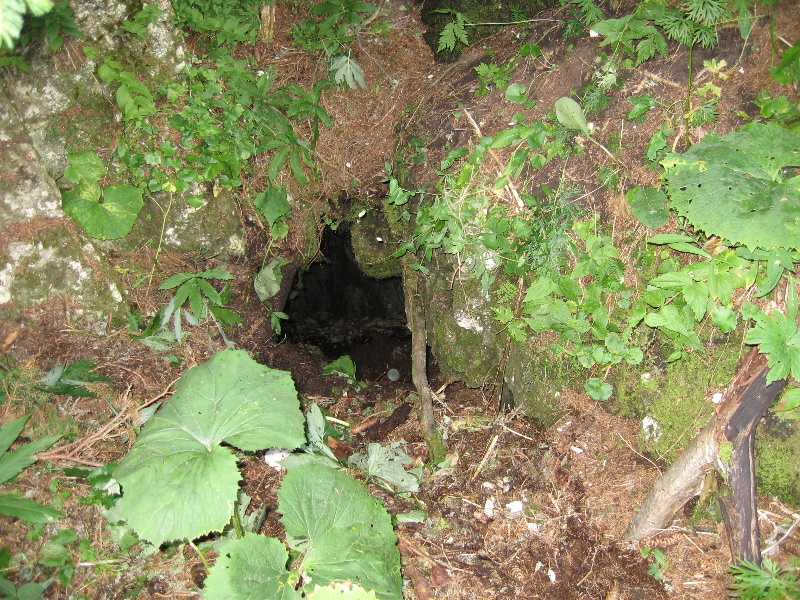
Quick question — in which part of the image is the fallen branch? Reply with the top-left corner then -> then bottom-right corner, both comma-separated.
623,349 -> 786,565
38,378 -> 178,466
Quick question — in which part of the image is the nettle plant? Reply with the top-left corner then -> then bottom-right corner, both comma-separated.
112,350 -> 403,600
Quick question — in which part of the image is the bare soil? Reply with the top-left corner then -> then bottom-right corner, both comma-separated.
2,1 -> 800,599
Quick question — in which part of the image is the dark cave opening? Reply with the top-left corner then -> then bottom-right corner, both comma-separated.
283,225 -> 412,382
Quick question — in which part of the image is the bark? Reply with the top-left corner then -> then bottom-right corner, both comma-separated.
623,349 -> 786,563
403,263 -> 446,462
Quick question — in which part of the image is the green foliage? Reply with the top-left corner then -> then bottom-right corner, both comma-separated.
729,557 -> 800,599
114,350 -> 306,547
348,442 -> 421,492
772,41 -> 800,85
330,52 -> 366,89
663,122 -> 800,252
17,0 -> 79,52
61,151 -> 144,240
122,4 -> 165,39
0,416 -> 61,525
171,0 -> 262,52
626,186 -> 669,229
142,269 -> 242,347
436,9 -> 471,53
254,257 -> 291,334
744,280 -> 800,385
474,61 -> 516,96
292,0 -> 375,87
641,547 -> 669,581
203,464 -> 402,600
323,355 -> 366,391
0,0 -> 52,50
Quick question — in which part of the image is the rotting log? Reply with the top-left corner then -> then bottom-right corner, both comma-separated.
403,261 -> 446,462
623,349 -> 786,564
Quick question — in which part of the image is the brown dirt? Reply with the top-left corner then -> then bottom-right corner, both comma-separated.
2,1 -> 800,599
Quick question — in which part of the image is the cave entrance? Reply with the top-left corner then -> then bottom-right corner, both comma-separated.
283,225 -> 411,382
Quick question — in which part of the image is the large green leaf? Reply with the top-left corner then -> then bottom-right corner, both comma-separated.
203,533 -> 301,600
279,464 -> 403,600
663,122 -> 800,251
62,184 -> 144,240
115,350 -> 305,546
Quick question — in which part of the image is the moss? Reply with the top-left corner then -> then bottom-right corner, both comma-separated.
349,202 -> 403,279
608,330 -> 743,461
756,421 -> 800,505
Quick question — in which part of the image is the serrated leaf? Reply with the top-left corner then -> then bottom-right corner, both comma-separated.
115,350 -> 305,546
664,122 -> 800,251
330,55 -> 366,89
203,532 -> 300,600
279,464 -> 403,599
62,184 -> 144,240
0,494 -> 62,524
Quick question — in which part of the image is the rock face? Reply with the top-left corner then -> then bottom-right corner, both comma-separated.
0,0 -> 243,326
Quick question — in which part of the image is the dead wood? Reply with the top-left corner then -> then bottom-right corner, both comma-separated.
623,349 -> 786,565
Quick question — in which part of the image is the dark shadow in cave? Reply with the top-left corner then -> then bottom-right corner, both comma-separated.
282,225 -> 412,382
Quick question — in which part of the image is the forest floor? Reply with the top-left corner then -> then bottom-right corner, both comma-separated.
2,1 -> 800,599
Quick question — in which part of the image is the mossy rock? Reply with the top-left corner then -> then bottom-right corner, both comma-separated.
350,206 -> 403,279
0,223 -> 126,328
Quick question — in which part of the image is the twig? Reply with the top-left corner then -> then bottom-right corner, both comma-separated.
462,109 -> 524,209
470,433 -> 500,481
763,512 -> 800,556
499,423 -> 535,442
38,378 -> 179,465
617,433 -> 662,472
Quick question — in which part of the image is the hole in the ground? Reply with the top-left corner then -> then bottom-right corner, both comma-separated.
283,225 -> 411,381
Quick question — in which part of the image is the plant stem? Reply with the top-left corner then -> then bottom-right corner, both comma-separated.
684,40 -> 695,149
145,192 -> 174,293
189,540 -> 211,574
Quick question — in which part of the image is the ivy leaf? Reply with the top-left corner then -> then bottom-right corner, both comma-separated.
663,122 -> 800,251
115,350 -> 306,546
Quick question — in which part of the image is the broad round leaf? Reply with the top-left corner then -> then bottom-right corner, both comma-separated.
279,464 -> 403,600
62,184 -> 144,240
663,122 -> 800,251
626,186 -> 669,229
203,533 -> 301,600
115,350 -> 305,546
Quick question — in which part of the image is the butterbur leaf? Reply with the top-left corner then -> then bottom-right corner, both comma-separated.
663,122 -> 800,251
279,464 -> 403,599
115,350 -> 305,546
203,533 -> 301,600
